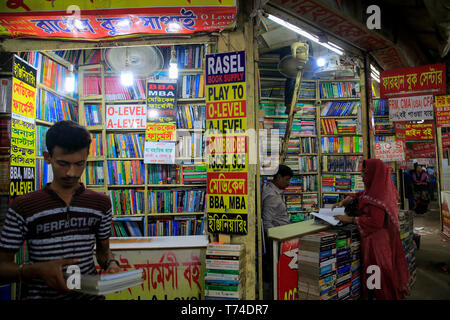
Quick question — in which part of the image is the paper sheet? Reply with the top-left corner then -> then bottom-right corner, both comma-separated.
310,207 -> 345,226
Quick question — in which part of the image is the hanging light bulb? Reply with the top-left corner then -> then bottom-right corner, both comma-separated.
65,64 -> 75,93
169,46 -> 178,79
120,48 -> 134,87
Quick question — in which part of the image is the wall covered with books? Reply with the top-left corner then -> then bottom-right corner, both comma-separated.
258,53 -> 368,223
15,44 -> 212,239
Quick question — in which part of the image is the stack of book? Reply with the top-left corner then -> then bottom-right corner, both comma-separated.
322,194 -> 344,208
0,78 -> 12,113
0,157 -> 8,193
176,132 -> 205,159
176,104 -> 206,129
109,189 -> 145,215
329,228 -> 352,300
374,135 -> 396,143
147,189 -> 206,213
302,194 -> 319,212
345,225 -> 361,300
85,161 -> 104,185
181,163 -> 206,185
322,174 -> 364,193
111,217 -> 144,237
321,119 -> 358,135
320,101 -> 359,116
107,160 -> 145,185
373,99 -> 388,116
298,156 -> 318,172
319,82 -> 359,99
298,82 -> 316,99
205,243 -> 244,300
320,136 -> 363,153
399,210 -> 416,290
297,232 -> 337,300
89,133 -> 103,157
148,164 -> 180,185
36,125 -> 49,156
37,89 -> 79,123
260,100 -> 286,116
148,215 -> 205,237
106,133 -> 144,158
36,158 -> 53,190
300,137 -> 317,154
322,155 -> 362,172
178,74 -> 205,98
84,76 -> 146,101
84,104 -> 102,126
175,44 -> 205,69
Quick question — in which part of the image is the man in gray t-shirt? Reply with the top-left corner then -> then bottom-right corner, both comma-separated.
262,165 -> 293,299
262,165 -> 293,229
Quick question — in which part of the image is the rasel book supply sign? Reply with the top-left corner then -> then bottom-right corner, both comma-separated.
0,0 -> 237,40
206,51 -> 248,235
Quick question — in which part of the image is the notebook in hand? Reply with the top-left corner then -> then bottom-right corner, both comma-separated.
65,269 -> 144,295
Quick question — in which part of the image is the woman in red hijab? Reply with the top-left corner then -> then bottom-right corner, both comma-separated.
333,159 -> 410,300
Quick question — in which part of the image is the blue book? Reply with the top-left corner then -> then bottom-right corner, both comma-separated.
195,74 -> 200,98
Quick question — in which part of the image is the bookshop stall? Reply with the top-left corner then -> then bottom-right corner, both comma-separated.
0,1 -> 261,300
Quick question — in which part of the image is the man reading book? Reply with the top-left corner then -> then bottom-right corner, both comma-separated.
0,120 -> 121,299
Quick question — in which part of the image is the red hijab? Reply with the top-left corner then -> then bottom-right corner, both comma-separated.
360,159 -> 401,231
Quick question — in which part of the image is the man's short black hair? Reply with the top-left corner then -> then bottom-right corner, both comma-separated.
274,164 -> 294,178
46,120 -> 91,155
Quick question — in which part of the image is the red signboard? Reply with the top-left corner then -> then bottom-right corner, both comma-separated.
380,64 -> 446,98
277,239 -> 299,300
412,143 -> 436,158
442,133 -> 450,151
0,1 -> 237,40
405,122 -> 435,142
435,95 -> 450,128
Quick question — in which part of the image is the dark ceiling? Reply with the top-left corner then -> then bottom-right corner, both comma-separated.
370,0 -> 450,64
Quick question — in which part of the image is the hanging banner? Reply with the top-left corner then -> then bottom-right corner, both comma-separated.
144,141 -> 176,164
0,1 -> 237,40
145,81 -> 177,142
146,81 -> 177,123
380,64 -> 446,98
12,56 -> 36,121
435,95 -> 450,128
405,122 -> 435,142
206,50 -> 247,235
388,95 -> 434,122
106,104 -> 147,130
374,141 -> 405,162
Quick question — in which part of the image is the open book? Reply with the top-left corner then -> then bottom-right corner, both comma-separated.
310,208 -> 345,226
65,269 -> 144,296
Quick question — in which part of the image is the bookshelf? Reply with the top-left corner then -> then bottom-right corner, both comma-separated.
318,79 -> 366,208
76,44 -> 210,238
0,74 -> 11,233
372,97 -> 400,190
258,56 -> 368,216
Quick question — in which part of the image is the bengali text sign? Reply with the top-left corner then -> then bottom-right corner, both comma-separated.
144,141 -> 176,164
405,122 -> 435,142
435,95 -> 450,128
146,81 -> 177,123
374,141 -> 405,162
388,95 -> 434,121
380,63 -> 446,98
145,123 -> 176,142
